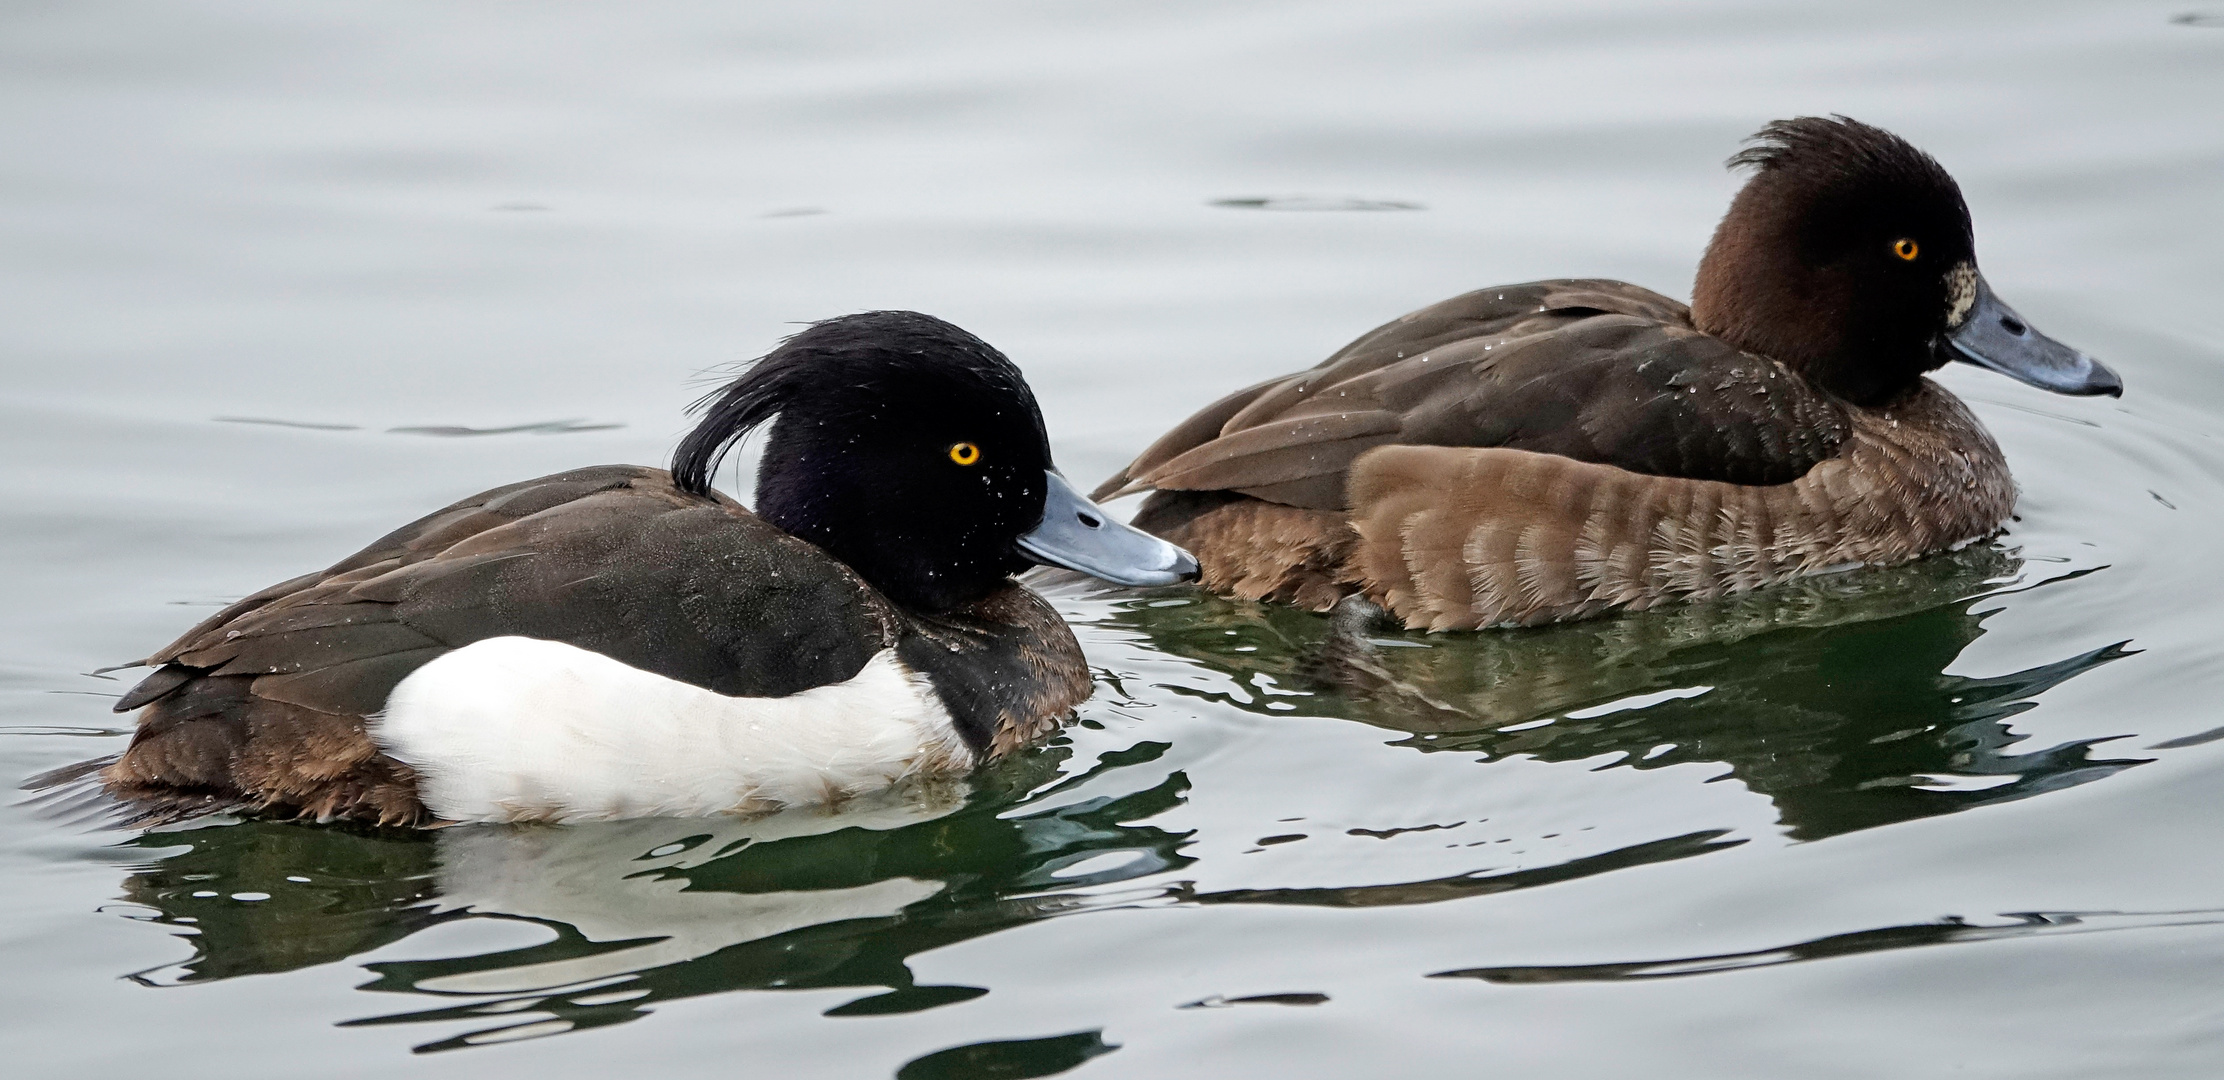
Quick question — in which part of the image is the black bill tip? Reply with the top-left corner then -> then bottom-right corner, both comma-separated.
1945,274 -> 2122,398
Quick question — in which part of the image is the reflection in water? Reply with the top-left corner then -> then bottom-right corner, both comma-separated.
102,735 -> 1727,1053
95,545 -> 2142,1055
209,416 -> 624,436
1432,907 -> 2224,984
1080,545 -> 2144,841
1176,829 -> 1743,908
107,748 -> 1214,1052
1179,992 -> 1329,1008
895,1030 -> 1118,1080
1208,196 -> 1425,211
385,419 -> 624,437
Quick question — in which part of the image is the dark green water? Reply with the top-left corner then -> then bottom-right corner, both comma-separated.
5,2 -> 2222,1076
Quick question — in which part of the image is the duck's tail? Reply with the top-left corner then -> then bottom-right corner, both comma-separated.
20,754 -> 260,829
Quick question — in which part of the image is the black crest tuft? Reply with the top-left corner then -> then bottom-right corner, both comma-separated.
671,311 -> 1043,498
671,310 -> 1057,611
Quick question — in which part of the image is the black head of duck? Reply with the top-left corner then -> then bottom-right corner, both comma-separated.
46,310 -> 1196,827
1098,116 -> 2120,631
675,310 -> 1194,611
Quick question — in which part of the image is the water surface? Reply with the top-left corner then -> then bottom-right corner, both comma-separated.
5,2 -> 2223,1076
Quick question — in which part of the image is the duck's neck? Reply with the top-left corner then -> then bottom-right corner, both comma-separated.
893,584 -> 1089,758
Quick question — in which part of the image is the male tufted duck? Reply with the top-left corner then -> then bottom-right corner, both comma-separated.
49,311 -> 1196,825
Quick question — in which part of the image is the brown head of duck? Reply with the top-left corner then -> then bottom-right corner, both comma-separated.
1695,116 -> 2118,407
1101,116 -> 2121,631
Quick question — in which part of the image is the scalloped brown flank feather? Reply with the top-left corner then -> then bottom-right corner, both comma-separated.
53,465 -> 1088,826
1101,281 -> 2015,631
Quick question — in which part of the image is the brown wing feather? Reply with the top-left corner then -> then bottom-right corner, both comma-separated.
1092,373 -> 1288,501
134,469 -> 643,677
1220,279 -> 1685,432
1140,409 -> 1404,509
1106,279 -> 1850,513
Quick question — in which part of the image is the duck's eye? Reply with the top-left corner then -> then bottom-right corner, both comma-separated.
1892,238 -> 1920,262
947,442 -> 982,466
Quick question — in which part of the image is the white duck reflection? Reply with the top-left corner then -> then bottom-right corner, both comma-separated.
407,781 -> 968,997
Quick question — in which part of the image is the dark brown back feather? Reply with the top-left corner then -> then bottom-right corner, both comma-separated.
99,465 -> 907,824
1108,279 -> 1851,512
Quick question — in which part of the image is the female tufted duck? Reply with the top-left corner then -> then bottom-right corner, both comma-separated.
1095,116 -> 2119,630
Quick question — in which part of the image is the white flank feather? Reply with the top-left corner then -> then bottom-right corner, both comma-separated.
373,637 -> 972,824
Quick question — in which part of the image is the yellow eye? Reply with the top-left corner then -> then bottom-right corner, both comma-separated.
1892,238 -> 1920,261
947,442 -> 981,466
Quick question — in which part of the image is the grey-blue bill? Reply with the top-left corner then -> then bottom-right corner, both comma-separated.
1944,273 -> 2122,397
1018,470 -> 1198,586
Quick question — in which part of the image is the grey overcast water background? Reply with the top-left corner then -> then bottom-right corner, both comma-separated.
4,2 -> 2222,1076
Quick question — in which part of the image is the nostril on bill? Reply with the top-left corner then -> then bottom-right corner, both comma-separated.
1077,512 -> 1102,529
2000,315 -> 2027,336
